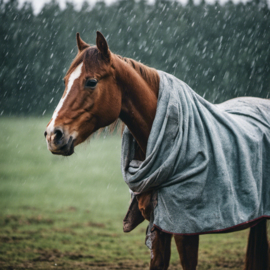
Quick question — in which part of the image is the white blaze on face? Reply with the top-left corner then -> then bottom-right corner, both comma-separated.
47,62 -> 84,134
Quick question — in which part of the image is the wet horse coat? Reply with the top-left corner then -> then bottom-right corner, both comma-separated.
122,71 -> 270,246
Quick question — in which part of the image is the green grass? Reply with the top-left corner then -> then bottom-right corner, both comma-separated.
0,117 -> 255,269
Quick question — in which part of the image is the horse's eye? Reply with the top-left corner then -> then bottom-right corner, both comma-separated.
85,79 -> 97,89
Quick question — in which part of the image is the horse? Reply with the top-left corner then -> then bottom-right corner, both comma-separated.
44,31 -> 269,270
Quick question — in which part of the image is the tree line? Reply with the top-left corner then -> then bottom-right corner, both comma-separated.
0,0 -> 269,116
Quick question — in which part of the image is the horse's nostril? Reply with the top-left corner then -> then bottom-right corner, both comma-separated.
44,131 -> 47,138
54,129 -> 63,142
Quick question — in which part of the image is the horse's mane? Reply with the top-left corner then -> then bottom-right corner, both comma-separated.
116,55 -> 159,90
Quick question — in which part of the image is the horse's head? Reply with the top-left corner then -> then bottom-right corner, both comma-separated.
45,32 -> 121,156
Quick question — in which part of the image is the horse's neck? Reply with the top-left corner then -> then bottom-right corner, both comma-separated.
112,54 -> 160,155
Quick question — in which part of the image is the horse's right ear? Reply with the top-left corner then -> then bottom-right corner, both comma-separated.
76,33 -> 90,52
96,31 -> 110,59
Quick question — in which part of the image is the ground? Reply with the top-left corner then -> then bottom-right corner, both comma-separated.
0,117 -> 268,269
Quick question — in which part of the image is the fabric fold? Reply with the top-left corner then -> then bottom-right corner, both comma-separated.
121,70 -> 270,235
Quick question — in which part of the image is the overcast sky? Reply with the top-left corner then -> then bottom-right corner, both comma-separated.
14,0 -> 254,14
18,0 -> 153,14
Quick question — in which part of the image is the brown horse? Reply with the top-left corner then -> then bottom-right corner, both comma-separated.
45,31 -> 269,270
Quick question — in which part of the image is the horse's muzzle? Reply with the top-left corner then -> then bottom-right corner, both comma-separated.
44,128 -> 75,156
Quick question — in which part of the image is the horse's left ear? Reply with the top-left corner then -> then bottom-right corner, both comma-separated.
76,33 -> 90,52
96,31 -> 110,59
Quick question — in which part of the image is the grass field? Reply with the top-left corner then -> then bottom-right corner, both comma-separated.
0,117 -> 260,269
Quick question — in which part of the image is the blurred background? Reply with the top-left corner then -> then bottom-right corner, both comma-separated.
0,0 -> 270,269
1,0 -> 270,116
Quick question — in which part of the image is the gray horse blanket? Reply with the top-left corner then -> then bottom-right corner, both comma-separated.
121,70 -> 270,238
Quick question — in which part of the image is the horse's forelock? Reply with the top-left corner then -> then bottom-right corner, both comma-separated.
84,47 -> 102,70
66,47 -> 110,78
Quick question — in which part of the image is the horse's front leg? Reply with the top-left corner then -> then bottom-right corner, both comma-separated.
174,234 -> 199,270
150,228 -> 172,270
244,219 -> 269,270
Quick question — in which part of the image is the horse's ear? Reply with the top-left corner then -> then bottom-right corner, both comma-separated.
96,31 -> 110,59
76,33 -> 90,52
